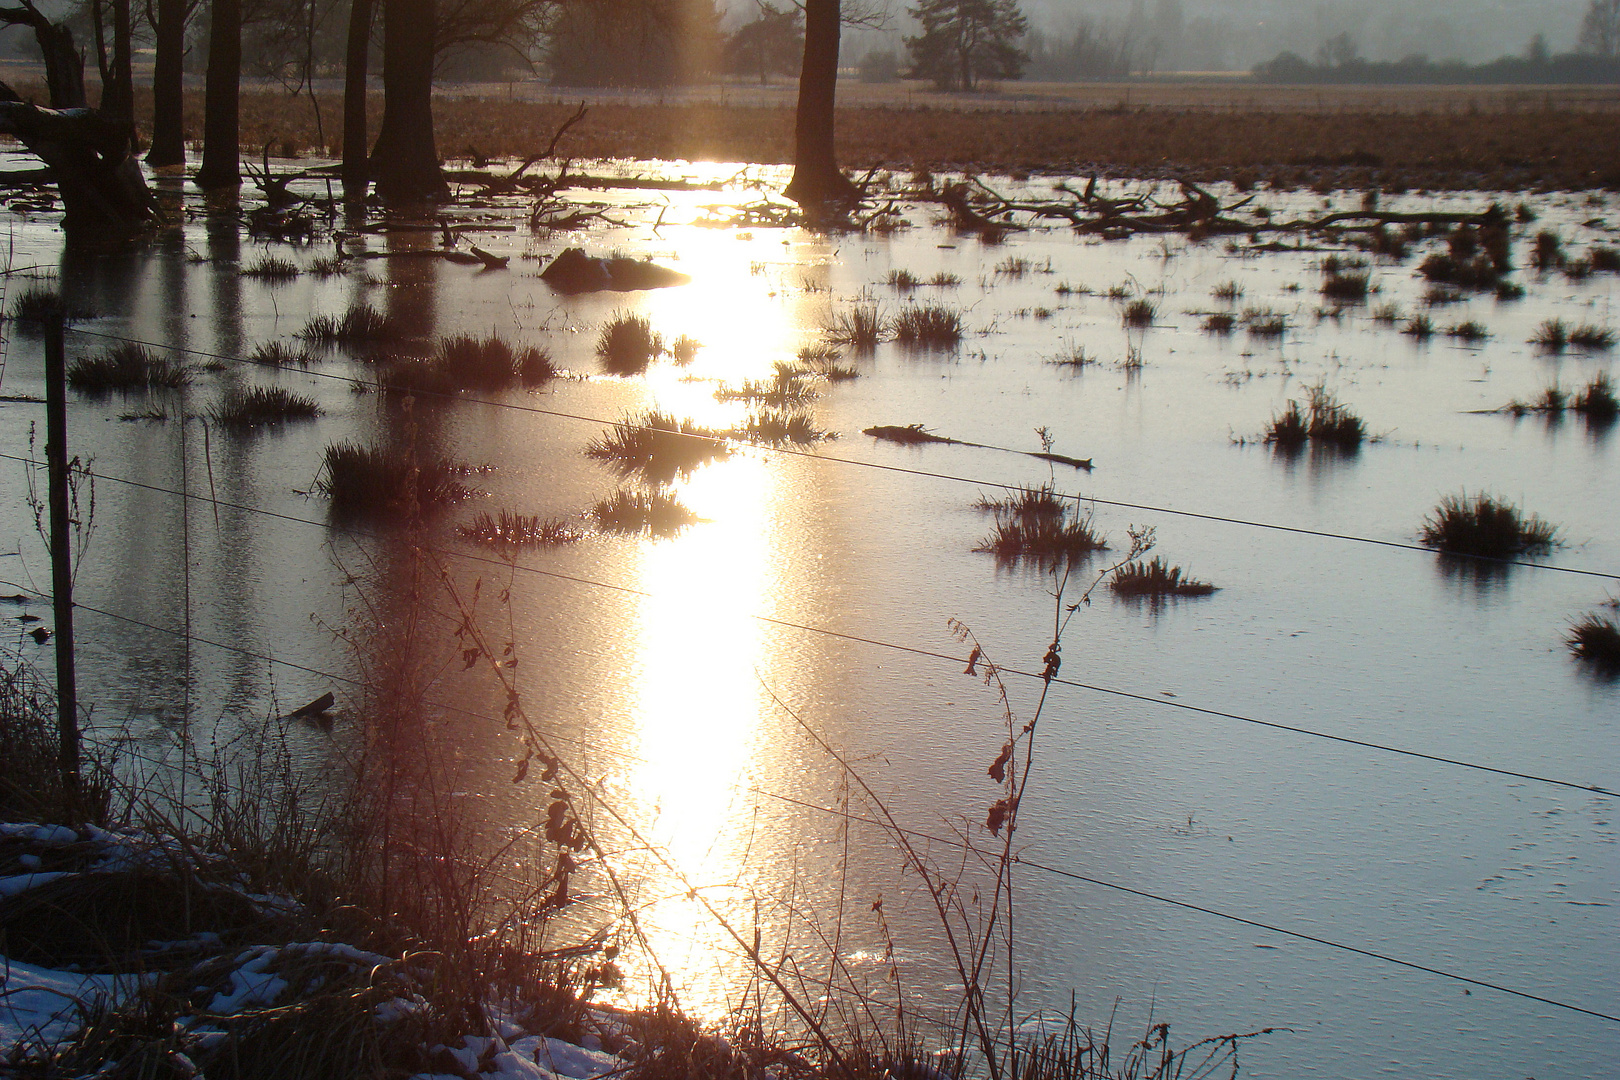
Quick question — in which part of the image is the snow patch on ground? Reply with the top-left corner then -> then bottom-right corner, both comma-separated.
0,958 -> 134,1049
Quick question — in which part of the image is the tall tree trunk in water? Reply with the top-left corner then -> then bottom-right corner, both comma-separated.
370,0 -> 446,203
342,0 -> 373,202
146,0 -> 186,167
196,0 -> 242,187
785,0 -> 859,209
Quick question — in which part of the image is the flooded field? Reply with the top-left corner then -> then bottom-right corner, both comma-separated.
0,157 -> 1615,1079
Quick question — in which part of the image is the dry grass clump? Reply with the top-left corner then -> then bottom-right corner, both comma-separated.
1120,298 -> 1157,327
458,509 -> 581,548
209,386 -> 321,427
67,343 -> 189,392
885,269 -> 921,290
796,344 -> 859,381
730,408 -> 830,445
1402,314 -> 1436,339
1419,492 -> 1557,559
1243,309 -> 1286,337
1202,312 -> 1236,333
1320,270 -> 1372,302
670,334 -> 702,364
891,303 -> 963,346
824,302 -> 885,350
1445,321 -> 1489,342
1371,302 -> 1402,323
240,255 -> 301,282
1569,323 -> 1617,351
715,363 -> 819,407
440,334 -> 557,388
299,304 -> 398,346
1531,318 -> 1570,350
973,486 -> 1106,568
1046,342 -> 1095,368
1211,280 -> 1243,302
1110,556 -> 1217,597
929,271 -> 962,287
7,286 -> 94,330
585,410 -> 728,483
250,341 -> 322,366
1504,375 -> 1618,425
317,441 -> 474,519
597,312 -> 664,375
1527,319 -> 1613,352
591,488 -> 701,536
1264,384 -> 1366,451
1567,613 -> 1620,672
1532,229 -> 1563,270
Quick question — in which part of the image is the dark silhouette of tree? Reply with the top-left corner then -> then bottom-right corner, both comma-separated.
197,0 -> 244,187
0,1 -> 150,240
906,0 -> 1027,92
1580,0 -> 1620,56
146,0 -> 189,167
342,0 -> 374,202
88,0 -> 134,122
784,0 -> 860,209
726,1 -> 801,84
370,0 -> 448,202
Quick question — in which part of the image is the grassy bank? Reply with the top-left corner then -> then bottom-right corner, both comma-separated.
79,85 -> 1620,191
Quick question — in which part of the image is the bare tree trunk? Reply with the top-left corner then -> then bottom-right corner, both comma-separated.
342,0 -> 374,202
109,0 -> 133,120
197,0 -> 242,187
784,0 -> 860,209
146,0 -> 186,167
370,0 -> 446,203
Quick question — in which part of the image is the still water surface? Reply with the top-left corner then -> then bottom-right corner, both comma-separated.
0,161 -> 1615,1078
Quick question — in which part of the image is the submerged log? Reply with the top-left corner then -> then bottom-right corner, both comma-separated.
0,94 -> 150,238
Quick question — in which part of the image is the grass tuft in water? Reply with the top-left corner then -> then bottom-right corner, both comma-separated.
1569,323 -> 1616,351
1445,321 -> 1490,342
1265,384 -> 1365,451
241,256 -> 301,282
318,441 -> 474,519
974,490 -> 1106,568
1110,556 -> 1217,597
1202,311 -> 1236,333
250,341 -> 321,366
438,334 -> 557,389
1402,314 -> 1436,338
885,269 -> 921,290
596,312 -> 664,375
1571,373 -> 1619,422
67,343 -> 189,392
1320,270 -> 1372,301
670,334 -> 702,365
1045,342 -> 1095,368
1120,298 -> 1157,327
1419,492 -> 1557,559
458,509 -> 581,548
1244,309 -> 1286,337
824,303 -> 885,349
585,411 -> 728,483
729,408 -> 830,445
1567,614 -> 1620,671
1211,280 -> 1243,302
892,303 -> 963,346
7,286 -> 93,330
299,304 -> 398,346
1371,302 -> 1402,323
929,271 -> 962,288
591,488 -> 701,536
209,386 -> 320,427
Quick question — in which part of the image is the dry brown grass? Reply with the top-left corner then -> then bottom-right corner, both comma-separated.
66,82 -> 1620,191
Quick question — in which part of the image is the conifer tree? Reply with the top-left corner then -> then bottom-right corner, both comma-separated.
906,0 -> 1028,91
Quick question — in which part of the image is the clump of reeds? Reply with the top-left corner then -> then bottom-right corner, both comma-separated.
729,408 -> 829,445
1120,298 -> 1157,327
1571,373 -> 1619,421
885,269 -> 921,290
317,441 -> 474,518
1202,312 -> 1235,333
596,312 -> 663,375
670,334 -> 701,364
1211,280 -> 1243,302
209,386 -> 320,427
591,488 -> 701,536
1110,556 -> 1217,597
458,509 -> 581,548
824,303 -> 885,349
892,303 -> 963,346
929,271 -> 961,287
1445,321 -> 1489,342
7,286 -> 93,330
241,256 -> 301,282
796,344 -> 858,381
438,334 -> 557,389
1371,302 -> 1402,324
1045,341 -> 1095,368
1402,314 -> 1436,338
1264,383 -> 1366,451
585,410 -> 728,483
1419,492 -> 1557,559
1567,613 -> 1620,671
299,304 -> 397,346
1422,284 -> 1466,306
1532,229 -> 1564,270
1531,318 -> 1570,350
973,487 -> 1106,568
1569,323 -> 1616,351
1496,280 -> 1526,300
1320,270 -> 1372,301
66,343 -> 189,392
995,255 -> 1031,278
1244,309 -> 1286,337
250,341 -> 321,366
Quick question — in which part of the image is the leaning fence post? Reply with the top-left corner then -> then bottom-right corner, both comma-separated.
43,311 -> 80,792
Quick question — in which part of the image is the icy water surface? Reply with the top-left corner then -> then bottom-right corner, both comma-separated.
0,158 -> 1615,1079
